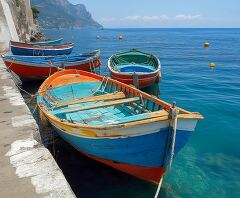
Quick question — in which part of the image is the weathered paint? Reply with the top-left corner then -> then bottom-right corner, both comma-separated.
53,125 -> 191,167
37,69 -> 203,183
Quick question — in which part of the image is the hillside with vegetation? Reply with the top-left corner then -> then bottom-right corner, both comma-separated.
31,0 -> 102,29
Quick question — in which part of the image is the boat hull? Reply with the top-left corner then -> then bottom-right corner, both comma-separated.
83,151 -> 166,184
49,119 -> 193,183
11,45 -> 73,56
37,69 -> 203,184
108,50 -> 161,88
110,70 -> 160,87
10,41 -> 74,56
3,59 -> 100,80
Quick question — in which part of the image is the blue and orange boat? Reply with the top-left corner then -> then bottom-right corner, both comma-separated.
10,41 -> 73,56
37,69 -> 203,184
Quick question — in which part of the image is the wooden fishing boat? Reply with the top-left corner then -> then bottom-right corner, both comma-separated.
10,41 -> 73,56
108,49 -> 161,88
2,50 -> 100,81
27,38 -> 63,46
37,69 -> 203,184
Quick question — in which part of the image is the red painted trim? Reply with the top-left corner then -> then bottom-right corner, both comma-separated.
51,130 -> 165,184
4,59 -> 100,79
79,150 -> 165,184
110,71 -> 160,87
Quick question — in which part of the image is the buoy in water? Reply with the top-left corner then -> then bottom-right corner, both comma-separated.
118,35 -> 123,40
204,42 -> 209,48
96,35 -> 100,39
210,63 -> 215,68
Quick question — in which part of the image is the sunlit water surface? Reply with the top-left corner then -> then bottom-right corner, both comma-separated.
24,28 -> 240,198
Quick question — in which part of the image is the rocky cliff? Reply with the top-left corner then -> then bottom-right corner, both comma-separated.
32,0 -> 102,29
0,0 -> 35,51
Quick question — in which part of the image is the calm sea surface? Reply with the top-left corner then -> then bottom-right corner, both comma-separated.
40,28 -> 240,198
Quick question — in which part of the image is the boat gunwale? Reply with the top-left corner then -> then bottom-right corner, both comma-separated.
37,70 -> 203,131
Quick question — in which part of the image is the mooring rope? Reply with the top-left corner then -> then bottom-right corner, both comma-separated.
154,177 -> 163,198
168,103 -> 179,170
91,59 -> 96,74
5,67 -> 34,97
154,102 -> 179,198
90,76 -> 106,95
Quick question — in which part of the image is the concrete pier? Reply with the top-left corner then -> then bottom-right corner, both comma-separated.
0,58 -> 75,197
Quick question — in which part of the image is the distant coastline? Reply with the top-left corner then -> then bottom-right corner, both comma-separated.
32,0 -> 102,29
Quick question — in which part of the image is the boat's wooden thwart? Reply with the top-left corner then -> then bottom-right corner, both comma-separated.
54,97 -> 140,115
37,69 -> 203,184
10,40 -> 74,56
2,50 -> 100,81
52,92 -> 126,109
108,49 -> 161,88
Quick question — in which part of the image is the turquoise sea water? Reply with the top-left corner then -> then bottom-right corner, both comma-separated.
43,28 -> 240,198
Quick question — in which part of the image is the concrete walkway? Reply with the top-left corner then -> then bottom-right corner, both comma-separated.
0,58 -> 75,198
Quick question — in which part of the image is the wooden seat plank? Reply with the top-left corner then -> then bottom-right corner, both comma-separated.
54,97 -> 140,115
50,92 -> 126,109
104,109 -> 169,125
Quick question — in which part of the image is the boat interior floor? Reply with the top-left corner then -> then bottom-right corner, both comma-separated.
44,82 -> 167,126
116,64 -> 156,73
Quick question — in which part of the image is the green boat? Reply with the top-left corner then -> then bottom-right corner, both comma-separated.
108,49 -> 161,87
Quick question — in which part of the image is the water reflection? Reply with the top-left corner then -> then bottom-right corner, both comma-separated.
141,82 -> 161,98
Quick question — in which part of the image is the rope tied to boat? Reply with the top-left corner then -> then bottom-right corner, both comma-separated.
90,76 -> 108,95
4,63 -> 35,98
168,102 -> 179,170
154,102 -> 179,198
91,59 -> 97,74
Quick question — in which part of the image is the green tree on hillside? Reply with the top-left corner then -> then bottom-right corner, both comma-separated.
31,6 -> 39,22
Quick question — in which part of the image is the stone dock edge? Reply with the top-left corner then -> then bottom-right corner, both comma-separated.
0,58 -> 75,197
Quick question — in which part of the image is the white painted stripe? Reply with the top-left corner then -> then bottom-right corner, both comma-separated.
50,117 -> 196,140
2,85 -> 25,106
6,139 -> 74,197
11,114 -> 36,127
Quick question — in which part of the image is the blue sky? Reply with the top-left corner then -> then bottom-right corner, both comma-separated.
69,0 -> 240,28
